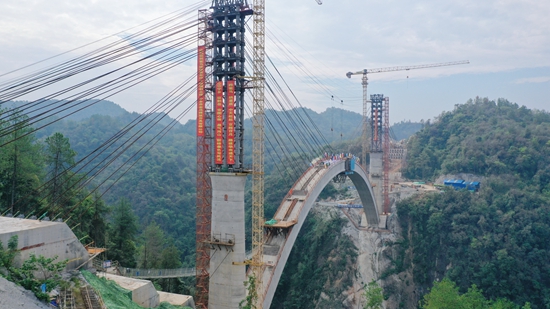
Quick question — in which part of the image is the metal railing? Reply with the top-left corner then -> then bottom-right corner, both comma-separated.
118,267 -> 197,279
115,250 -> 253,279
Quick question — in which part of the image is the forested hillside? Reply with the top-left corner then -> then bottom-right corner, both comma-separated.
1,98 -> 425,304
391,120 -> 423,141
1,100 -> 371,262
397,98 -> 550,308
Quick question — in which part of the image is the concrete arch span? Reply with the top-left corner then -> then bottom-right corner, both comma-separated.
260,159 -> 379,308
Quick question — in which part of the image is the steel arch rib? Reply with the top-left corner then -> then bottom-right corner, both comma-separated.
261,159 -> 379,308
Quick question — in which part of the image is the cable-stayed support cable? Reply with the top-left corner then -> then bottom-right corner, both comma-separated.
6,70 -> 198,221
244,44 -> 333,163
0,48 -> 198,146
52,81 -> 197,220
0,2 -> 208,146
0,0 -> 210,82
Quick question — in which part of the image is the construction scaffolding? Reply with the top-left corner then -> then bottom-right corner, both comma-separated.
195,8 -> 213,309
382,97 -> 390,214
252,0 -> 266,307
370,94 -> 384,153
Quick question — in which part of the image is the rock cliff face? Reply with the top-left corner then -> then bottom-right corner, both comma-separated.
272,180 -> 425,309
328,182 -> 422,309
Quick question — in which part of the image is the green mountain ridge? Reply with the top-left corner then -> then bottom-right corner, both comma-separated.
397,97 -> 550,308
0,98 -> 424,307
20,101 -> 416,264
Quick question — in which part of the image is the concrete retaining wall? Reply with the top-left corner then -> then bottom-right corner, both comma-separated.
0,217 -> 90,271
158,291 -> 195,308
99,273 -> 160,308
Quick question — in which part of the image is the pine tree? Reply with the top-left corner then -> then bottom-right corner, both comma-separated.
43,132 -> 76,215
138,222 -> 164,269
108,199 -> 138,267
363,280 -> 384,309
0,108 -> 43,215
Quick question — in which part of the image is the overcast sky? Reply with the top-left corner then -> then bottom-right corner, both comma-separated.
1,0 -> 549,124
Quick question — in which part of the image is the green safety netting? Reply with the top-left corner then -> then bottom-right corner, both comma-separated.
81,270 -> 192,309
264,219 -> 277,225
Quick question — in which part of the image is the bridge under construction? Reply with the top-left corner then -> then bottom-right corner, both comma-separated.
193,1 -> 395,308
0,0 -> 470,307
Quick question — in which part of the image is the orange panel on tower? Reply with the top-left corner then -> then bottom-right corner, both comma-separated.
196,46 -> 206,137
226,80 -> 235,165
215,81 -> 224,165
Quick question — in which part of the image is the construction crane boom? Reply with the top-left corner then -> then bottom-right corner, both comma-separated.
346,60 -> 469,78
315,0 -> 322,4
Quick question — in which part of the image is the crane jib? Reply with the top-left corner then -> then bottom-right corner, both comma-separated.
346,60 -> 470,77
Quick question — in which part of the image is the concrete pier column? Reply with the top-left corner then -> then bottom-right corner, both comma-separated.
369,152 -> 384,216
208,172 -> 248,309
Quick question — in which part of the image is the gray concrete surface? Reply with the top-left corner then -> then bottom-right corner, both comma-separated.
0,217 -> 90,272
369,152 -> 384,217
158,291 -> 195,308
208,172 -> 248,309
98,273 -> 160,308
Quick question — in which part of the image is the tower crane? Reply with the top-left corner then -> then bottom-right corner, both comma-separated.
346,60 -> 469,170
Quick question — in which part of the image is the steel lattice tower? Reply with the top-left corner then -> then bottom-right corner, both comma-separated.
383,97 -> 390,214
370,94 -> 384,153
361,74 -> 370,169
211,0 -> 250,171
252,0 -> 265,307
197,2 -> 252,307
195,8 -> 213,309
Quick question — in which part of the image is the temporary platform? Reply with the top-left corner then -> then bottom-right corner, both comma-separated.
264,220 -> 297,228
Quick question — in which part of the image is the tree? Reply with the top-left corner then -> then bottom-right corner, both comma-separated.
421,278 -> 463,309
108,199 -> 138,267
43,132 -> 76,215
363,280 -> 383,309
72,192 -> 110,247
420,278 -> 534,309
138,222 -> 164,269
160,245 -> 181,269
159,245 -> 182,292
0,235 -> 67,301
9,254 -> 67,302
0,235 -> 19,272
463,285 -> 489,309
0,108 -> 43,215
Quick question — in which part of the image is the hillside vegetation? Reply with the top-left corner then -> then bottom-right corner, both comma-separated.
1,99 -> 422,304
397,98 -> 550,308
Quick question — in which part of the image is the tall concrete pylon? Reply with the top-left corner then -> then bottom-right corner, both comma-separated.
208,172 -> 248,309
369,152 -> 384,215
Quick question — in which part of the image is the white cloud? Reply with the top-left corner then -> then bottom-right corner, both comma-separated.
0,0 -> 548,121
514,76 -> 550,84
